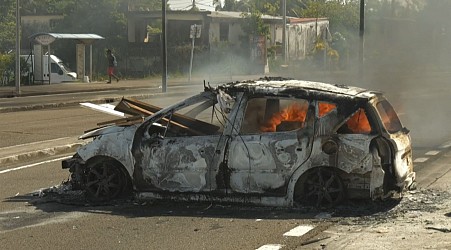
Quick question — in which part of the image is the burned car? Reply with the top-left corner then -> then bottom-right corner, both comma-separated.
63,77 -> 415,207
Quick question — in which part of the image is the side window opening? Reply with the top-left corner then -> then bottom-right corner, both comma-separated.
241,97 -> 309,134
337,108 -> 372,134
318,102 -> 337,118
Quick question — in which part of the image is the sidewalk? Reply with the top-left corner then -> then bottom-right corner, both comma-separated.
0,75 -> 249,99
1,78 -> 167,98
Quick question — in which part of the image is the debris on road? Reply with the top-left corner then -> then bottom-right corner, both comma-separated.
425,226 -> 451,233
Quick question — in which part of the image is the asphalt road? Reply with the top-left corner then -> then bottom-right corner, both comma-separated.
0,157 -> 325,250
1,73 -> 451,249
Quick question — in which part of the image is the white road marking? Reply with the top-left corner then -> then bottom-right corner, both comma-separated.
425,150 -> 440,156
0,156 -> 71,174
283,225 -> 314,237
414,157 -> 429,163
256,244 -> 284,250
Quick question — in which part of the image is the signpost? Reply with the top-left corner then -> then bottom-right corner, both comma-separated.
189,24 -> 201,82
34,34 -> 55,84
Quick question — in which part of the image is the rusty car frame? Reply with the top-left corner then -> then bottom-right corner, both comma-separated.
62,77 -> 416,207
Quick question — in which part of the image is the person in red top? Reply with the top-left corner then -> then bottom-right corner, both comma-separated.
106,49 -> 119,83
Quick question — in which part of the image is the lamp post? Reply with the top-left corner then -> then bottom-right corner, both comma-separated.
161,0 -> 167,93
359,0 -> 365,80
15,0 -> 21,95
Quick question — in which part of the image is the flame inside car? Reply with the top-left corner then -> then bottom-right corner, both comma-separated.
261,102 -> 308,132
343,109 -> 371,134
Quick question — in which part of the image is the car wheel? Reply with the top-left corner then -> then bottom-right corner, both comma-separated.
85,159 -> 127,202
298,167 -> 345,208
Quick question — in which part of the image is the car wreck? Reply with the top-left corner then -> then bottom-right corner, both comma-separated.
62,77 -> 416,207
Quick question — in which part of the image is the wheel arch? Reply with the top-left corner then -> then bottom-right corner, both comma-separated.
370,137 -> 399,195
370,137 -> 393,166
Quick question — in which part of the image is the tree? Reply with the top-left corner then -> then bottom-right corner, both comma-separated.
0,0 -> 16,53
240,11 -> 270,37
300,0 -> 359,34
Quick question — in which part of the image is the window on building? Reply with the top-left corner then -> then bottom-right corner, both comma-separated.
220,23 -> 229,41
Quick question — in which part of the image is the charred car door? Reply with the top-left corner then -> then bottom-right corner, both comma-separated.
132,91 -> 232,192
316,101 -> 378,193
226,95 -> 315,195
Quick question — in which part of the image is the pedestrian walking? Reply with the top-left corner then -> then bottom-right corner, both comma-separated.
106,49 -> 119,83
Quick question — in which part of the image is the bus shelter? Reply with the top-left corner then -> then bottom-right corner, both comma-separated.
29,33 -> 104,84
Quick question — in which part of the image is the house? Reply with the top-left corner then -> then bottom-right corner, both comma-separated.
127,10 -> 282,48
20,10 -> 330,77
126,10 -> 329,75
127,10 -> 284,75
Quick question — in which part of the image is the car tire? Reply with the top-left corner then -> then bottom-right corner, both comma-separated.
84,159 -> 128,202
295,167 -> 346,208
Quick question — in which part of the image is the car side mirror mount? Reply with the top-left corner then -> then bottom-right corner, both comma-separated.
402,127 -> 410,134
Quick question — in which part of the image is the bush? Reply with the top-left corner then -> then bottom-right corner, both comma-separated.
0,53 -> 14,86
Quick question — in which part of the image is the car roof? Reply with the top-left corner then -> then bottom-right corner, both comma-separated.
219,77 -> 379,101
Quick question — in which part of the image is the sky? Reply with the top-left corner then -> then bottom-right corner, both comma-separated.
169,0 -> 216,11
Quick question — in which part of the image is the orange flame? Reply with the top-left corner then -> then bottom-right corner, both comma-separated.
261,102 -> 308,132
345,108 -> 371,134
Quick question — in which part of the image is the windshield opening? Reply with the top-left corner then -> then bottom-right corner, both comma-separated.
147,93 -> 230,138
376,100 -> 403,133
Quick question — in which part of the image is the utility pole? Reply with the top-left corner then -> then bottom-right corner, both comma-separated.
359,0 -> 365,80
282,0 -> 287,63
161,0 -> 167,92
15,0 -> 21,95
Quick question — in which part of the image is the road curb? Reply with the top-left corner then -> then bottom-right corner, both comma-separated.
0,142 -> 86,166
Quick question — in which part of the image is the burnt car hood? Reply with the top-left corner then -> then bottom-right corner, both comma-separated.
79,125 -> 128,140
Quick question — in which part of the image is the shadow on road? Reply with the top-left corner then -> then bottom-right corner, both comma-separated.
4,190 -> 401,222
